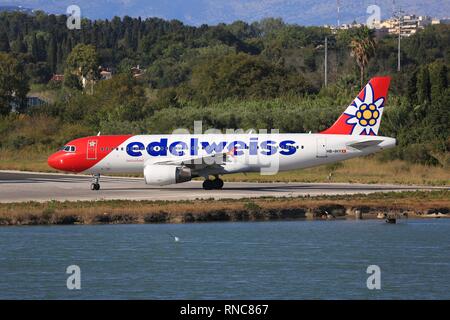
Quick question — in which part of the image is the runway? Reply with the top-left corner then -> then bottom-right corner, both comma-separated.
0,170 -> 447,203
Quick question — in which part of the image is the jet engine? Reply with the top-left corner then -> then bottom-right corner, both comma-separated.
144,165 -> 192,186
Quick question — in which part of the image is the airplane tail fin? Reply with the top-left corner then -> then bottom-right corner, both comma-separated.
320,76 -> 391,136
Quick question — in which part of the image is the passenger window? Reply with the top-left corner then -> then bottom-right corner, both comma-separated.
70,146 -> 76,152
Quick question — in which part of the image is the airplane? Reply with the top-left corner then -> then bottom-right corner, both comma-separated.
48,76 -> 396,190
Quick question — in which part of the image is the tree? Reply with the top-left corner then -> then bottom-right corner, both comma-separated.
303,47 -> 317,72
26,62 -> 52,84
47,34 -> 57,72
11,34 -> 27,53
65,44 -> 99,92
189,52 -> 312,102
406,70 -> 418,105
0,53 -> 30,115
117,57 -> 136,74
31,33 -> 39,59
253,18 -> 285,36
63,73 -> 83,90
349,27 -> 376,87
416,65 -> 431,104
0,32 -> 10,52
226,20 -> 257,39
429,61 -> 448,102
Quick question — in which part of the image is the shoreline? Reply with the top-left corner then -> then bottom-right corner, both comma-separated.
0,191 -> 448,226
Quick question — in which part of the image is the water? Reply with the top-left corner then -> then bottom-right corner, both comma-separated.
0,219 -> 449,299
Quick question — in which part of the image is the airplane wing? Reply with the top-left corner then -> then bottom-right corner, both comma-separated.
150,147 -> 237,170
347,140 -> 382,150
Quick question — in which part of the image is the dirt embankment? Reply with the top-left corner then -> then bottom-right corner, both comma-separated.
0,191 -> 448,226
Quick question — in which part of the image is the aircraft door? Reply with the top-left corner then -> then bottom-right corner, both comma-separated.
316,138 -> 327,158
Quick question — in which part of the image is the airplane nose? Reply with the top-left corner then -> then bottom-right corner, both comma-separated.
47,153 -> 64,170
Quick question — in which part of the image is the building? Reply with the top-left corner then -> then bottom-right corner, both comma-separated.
326,14 -> 445,37
50,74 -> 64,82
338,21 -> 364,30
326,21 -> 364,34
98,66 -> 114,80
432,18 -> 450,25
373,15 -> 433,37
100,70 -> 112,80
131,65 -> 145,78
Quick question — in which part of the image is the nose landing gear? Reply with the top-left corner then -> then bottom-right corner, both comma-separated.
91,174 -> 100,191
202,176 -> 224,190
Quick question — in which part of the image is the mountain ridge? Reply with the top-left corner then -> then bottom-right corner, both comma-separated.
2,1 -> 449,26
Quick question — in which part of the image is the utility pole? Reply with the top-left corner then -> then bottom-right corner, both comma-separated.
394,1 -> 403,72
397,15 -> 401,72
337,0 -> 341,27
324,36 -> 328,87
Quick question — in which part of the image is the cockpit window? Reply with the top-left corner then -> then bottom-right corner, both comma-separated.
61,145 -> 76,152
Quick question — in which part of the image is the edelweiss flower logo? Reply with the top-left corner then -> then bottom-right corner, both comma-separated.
344,83 -> 384,135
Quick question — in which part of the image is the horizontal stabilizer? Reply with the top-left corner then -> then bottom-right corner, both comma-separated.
347,140 -> 382,150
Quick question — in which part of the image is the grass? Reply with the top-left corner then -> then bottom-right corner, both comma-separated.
0,148 -> 53,172
223,156 -> 450,186
0,148 -> 449,186
0,191 -> 448,225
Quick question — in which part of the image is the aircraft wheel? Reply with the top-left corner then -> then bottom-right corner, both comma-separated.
202,179 -> 214,190
91,174 -> 100,191
91,183 -> 100,191
212,178 -> 224,190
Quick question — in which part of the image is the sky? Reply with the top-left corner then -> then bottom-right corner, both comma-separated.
1,0 -> 449,26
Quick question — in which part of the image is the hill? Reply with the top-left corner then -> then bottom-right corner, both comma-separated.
4,0 -> 450,26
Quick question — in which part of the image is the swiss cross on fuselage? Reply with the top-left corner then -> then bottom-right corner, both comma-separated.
87,139 -> 98,160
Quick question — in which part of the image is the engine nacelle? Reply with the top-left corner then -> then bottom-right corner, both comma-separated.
144,165 -> 192,186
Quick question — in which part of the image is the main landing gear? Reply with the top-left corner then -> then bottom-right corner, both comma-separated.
202,176 -> 224,190
91,174 -> 100,191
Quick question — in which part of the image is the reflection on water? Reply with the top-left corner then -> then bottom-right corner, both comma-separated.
0,219 -> 449,299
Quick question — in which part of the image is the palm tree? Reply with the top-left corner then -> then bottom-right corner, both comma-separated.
349,27 -> 376,87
